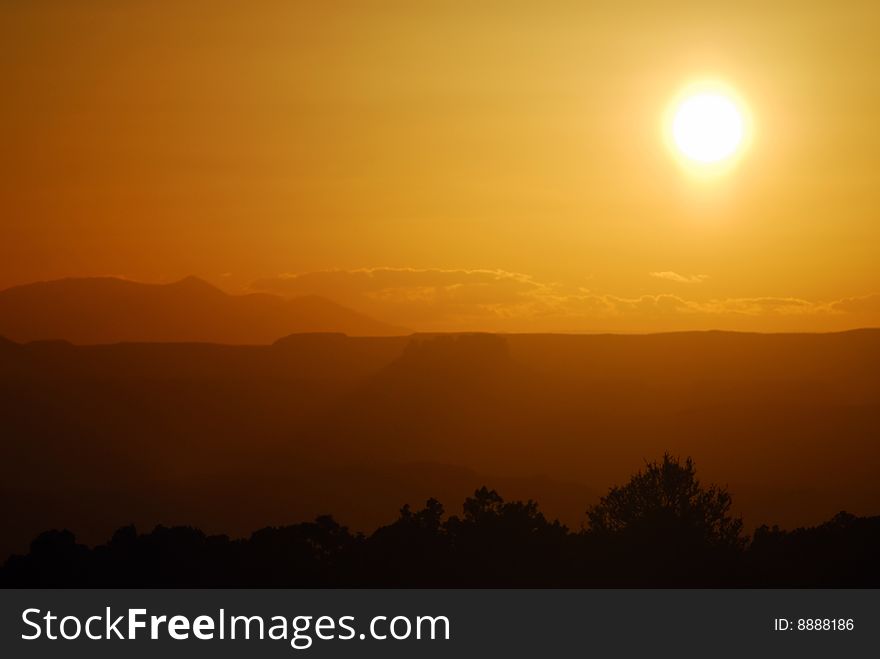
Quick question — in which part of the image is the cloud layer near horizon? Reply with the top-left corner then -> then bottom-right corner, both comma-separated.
251,268 -> 880,333
649,271 -> 709,284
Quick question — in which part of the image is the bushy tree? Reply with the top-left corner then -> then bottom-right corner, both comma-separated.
587,453 -> 744,550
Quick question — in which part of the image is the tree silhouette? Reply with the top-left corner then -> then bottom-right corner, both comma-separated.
587,453 -> 744,549
244,515 -> 357,587
359,499 -> 449,586
397,498 -> 445,533
445,487 -> 569,586
4,456 -> 880,587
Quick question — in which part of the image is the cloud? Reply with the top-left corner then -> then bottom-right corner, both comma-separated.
830,294 -> 880,314
693,297 -> 818,316
649,271 -> 709,284
564,294 -> 824,319
251,268 -> 880,332
252,268 -> 561,326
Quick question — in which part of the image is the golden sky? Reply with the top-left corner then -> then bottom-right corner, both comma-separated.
2,1 -> 879,332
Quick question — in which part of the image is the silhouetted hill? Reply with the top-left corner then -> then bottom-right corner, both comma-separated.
0,276 -> 407,343
1,330 -> 878,562
313,333 -> 534,465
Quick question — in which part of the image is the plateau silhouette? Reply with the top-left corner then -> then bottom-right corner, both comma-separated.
1,329 -> 878,564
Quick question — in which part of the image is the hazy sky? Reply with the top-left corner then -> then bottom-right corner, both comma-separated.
3,1 -> 879,331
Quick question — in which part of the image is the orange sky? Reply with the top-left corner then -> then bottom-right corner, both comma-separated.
2,1 -> 879,332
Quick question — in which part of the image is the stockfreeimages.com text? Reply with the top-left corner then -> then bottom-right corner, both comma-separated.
22,607 -> 450,649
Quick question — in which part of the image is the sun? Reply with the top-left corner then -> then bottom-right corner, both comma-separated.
664,81 -> 752,173
673,93 -> 743,163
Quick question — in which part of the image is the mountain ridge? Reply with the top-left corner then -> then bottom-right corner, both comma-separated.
0,276 -> 408,344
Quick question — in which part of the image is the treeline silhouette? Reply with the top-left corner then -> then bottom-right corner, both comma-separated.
2,455 -> 877,588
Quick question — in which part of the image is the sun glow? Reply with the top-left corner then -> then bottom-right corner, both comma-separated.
665,81 -> 752,175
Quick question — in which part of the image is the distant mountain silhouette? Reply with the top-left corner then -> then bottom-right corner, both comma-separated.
0,276 -> 407,343
1,329 -> 878,562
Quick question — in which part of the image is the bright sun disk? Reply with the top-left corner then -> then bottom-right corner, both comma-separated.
668,86 -> 748,167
